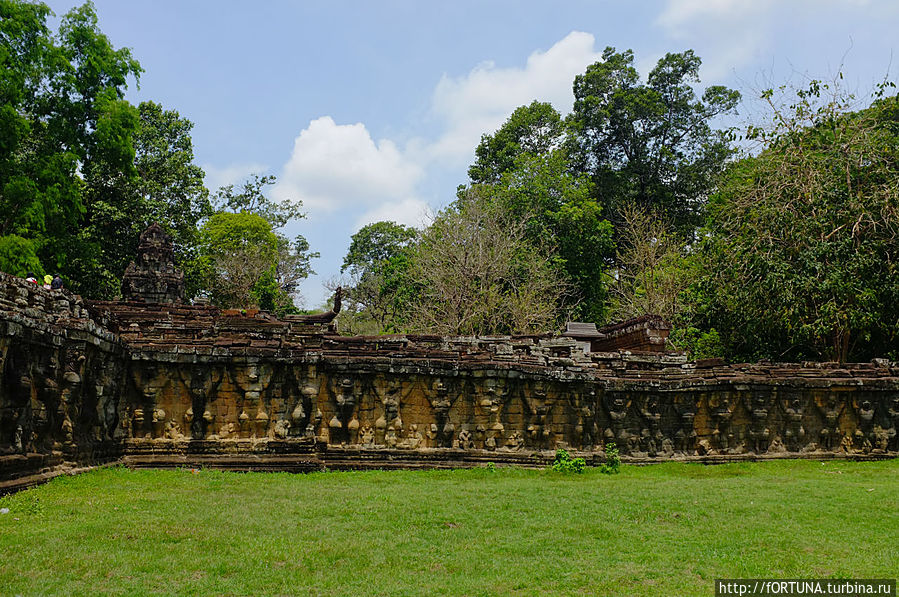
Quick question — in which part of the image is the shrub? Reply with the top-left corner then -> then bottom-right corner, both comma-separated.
669,326 -> 725,360
552,449 -> 586,473
600,442 -> 621,474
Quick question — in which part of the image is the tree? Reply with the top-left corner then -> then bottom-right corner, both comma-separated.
200,175 -> 316,311
1,0 -> 82,276
0,0 -> 147,293
610,204 -> 687,322
341,220 -> 418,277
214,174 -> 303,229
404,189 -> 569,336
567,47 -> 740,235
339,221 -> 418,334
482,149 -> 614,322
0,234 -> 44,276
467,51 -> 732,323
80,100 -> 211,298
43,1 -> 143,293
468,101 -> 564,184
198,212 -> 279,309
689,80 -> 899,362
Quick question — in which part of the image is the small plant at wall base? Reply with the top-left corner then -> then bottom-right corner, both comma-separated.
600,442 -> 621,475
552,449 -> 587,473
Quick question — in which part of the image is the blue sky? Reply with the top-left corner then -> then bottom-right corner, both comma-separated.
43,0 -> 899,307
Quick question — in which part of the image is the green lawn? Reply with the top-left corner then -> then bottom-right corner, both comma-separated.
1,460 -> 897,596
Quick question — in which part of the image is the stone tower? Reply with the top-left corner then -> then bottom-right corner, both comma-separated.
120,223 -> 184,304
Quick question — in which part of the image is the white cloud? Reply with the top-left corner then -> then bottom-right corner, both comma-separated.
426,31 -> 604,166
273,31 -> 608,224
202,162 -> 268,194
354,198 -> 431,230
656,0 -> 776,31
272,116 -> 423,214
655,0 -> 779,79
655,0 -> 898,82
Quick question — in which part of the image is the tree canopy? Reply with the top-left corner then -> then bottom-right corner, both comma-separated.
0,0 -> 217,297
567,47 -> 740,235
462,49 -> 738,326
5,3 -> 898,362
687,82 -> 899,362
468,101 -> 564,184
198,174 -> 316,312
0,1 -> 314,310
341,220 -> 417,278
336,221 -> 418,334
477,149 -> 613,322
404,189 -> 569,336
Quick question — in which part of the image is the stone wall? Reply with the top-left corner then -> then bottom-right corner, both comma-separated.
1,273 -> 898,492
0,274 -> 125,492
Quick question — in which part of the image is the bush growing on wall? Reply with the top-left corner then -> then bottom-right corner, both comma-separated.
552,449 -> 587,473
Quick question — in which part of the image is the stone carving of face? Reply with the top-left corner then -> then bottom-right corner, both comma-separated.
606,393 -> 628,415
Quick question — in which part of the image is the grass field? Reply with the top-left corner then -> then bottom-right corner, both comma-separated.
0,459 -> 897,596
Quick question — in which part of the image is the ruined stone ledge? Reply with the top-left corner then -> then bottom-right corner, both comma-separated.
3,272 -> 899,496
0,454 -> 123,495
120,444 -> 896,474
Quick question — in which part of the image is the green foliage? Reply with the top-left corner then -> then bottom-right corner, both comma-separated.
467,50 -> 735,324
339,220 -> 418,334
341,220 -> 417,277
0,234 -> 43,276
566,47 -> 740,236
600,442 -> 620,474
251,269 -> 296,315
201,211 -> 277,256
552,450 -> 585,473
403,188 -> 570,335
610,205 -> 690,323
79,100 -> 211,298
200,176 -> 316,310
469,100 -> 564,184
0,1 -> 86,244
551,449 -> 587,473
0,0 -> 217,299
689,82 -> 899,362
483,150 -> 614,322
198,211 -> 278,309
214,174 -> 303,229
668,326 -> 725,360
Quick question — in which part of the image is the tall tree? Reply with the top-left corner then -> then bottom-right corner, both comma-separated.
0,0 -> 81,274
404,188 -> 569,336
468,101 -> 564,184
81,100 -> 211,298
198,211 -> 280,310
479,149 -> 614,322
341,220 -> 418,277
610,204 -> 687,322
689,81 -> 899,362
567,47 -> 740,235
200,175 -> 316,312
339,221 -> 418,334
0,0 -> 145,292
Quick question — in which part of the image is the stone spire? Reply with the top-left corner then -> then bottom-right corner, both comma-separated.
121,223 -> 184,304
